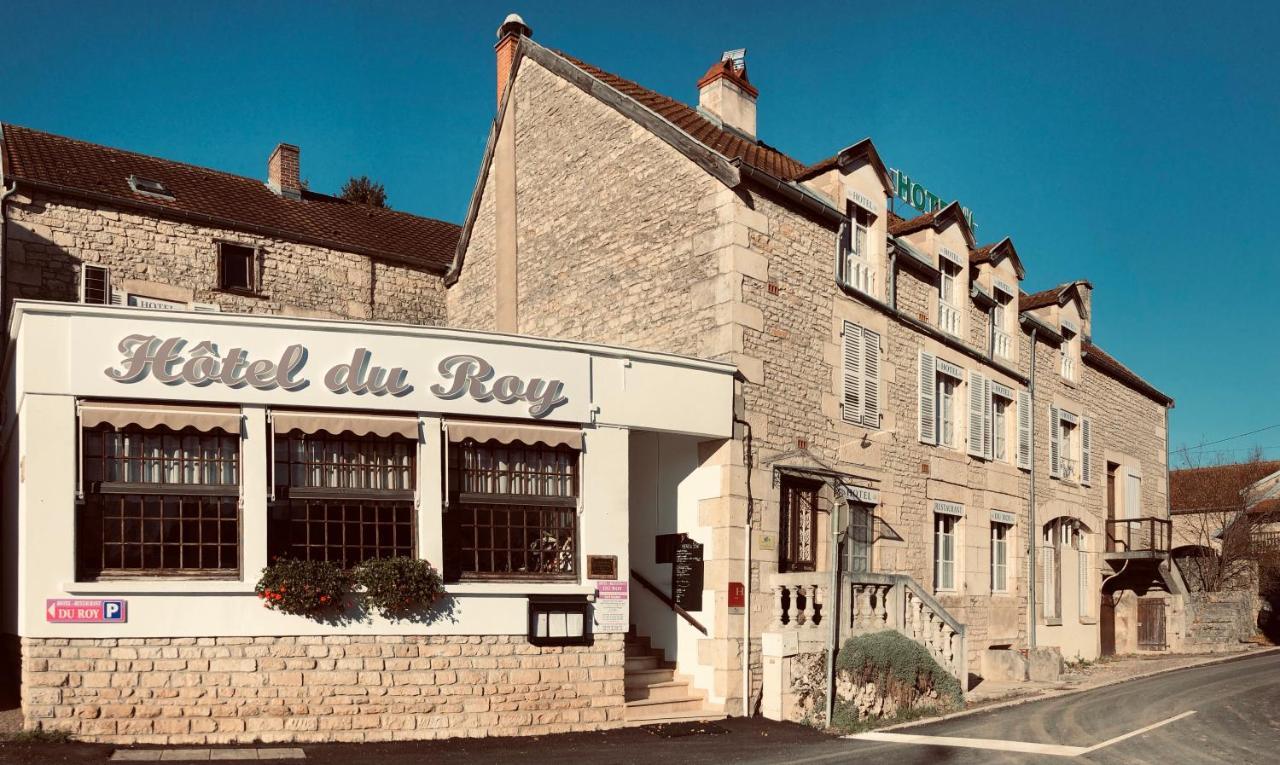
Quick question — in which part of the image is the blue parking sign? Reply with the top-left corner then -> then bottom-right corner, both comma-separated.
102,600 -> 127,622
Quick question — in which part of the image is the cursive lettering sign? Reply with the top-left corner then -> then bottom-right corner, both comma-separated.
430,354 -> 567,418
105,335 -> 307,391
323,348 -> 411,397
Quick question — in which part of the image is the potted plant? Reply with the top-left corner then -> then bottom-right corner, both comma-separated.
255,558 -> 353,617
352,556 -> 445,619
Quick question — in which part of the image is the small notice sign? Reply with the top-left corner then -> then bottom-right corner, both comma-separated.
728,581 -> 746,615
672,537 -> 704,612
594,581 -> 628,633
46,599 -> 127,624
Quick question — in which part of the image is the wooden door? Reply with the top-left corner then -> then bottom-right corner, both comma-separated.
1138,598 -> 1167,650
1106,464 -> 1118,552
779,477 -> 819,573
1100,592 -> 1116,656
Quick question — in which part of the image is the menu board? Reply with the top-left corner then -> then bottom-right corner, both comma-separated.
672,537 -> 704,612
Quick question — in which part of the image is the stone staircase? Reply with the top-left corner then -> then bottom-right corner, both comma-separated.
622,631 -> 724,726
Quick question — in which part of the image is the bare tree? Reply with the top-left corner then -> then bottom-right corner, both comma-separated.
340,175 -> 389,209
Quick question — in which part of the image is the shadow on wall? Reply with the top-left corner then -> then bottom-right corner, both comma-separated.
5,204 -> 84,317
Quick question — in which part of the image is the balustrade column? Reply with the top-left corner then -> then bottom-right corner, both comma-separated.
773,585 -> 786,628
806,585 -> 822,629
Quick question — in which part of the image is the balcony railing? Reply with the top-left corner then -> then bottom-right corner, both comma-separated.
1061,355 -> 1077,382
1060,456 -> 1079,483
992,328 -> 1012,359
1105,517 -> 1172,557
938,302 -> 961,336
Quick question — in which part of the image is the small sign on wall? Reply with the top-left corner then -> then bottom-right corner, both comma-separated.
758,532 -> 777,552
587,555 -> 618,580
594,581 -> 629,633
46,598 -> 127,624
728,582 -> 746,615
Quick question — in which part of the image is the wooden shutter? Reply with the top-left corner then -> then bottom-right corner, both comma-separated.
842,322 -> 863,425
80,265 -> 111,305
1081,416 -> 1094,486
1017,390 -> 1032,470
862,328 -> 881,428
918,350 -> 937,445
967,371 -> 986,458
1078,548 -> 1090,618
982,376 -> 993,460
1049,406 -> 1062,478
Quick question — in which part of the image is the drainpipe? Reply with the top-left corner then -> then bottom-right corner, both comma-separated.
886,248 -> 898,311
824,496 -> 843,725
1027,326 -> 1039,650
733,410 -> 754,717
1,181 -> 17,327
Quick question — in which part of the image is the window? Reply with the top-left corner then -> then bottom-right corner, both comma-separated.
446,440 -> 579,580
1043,518 -> 1087,622
839,206 -> 875,295
938,262 -> 962,336
1060,327 -> 1079,382
1060,419 -> 1078,481
991,522 -> 1010,593
127,175 -> 174,200
1124,472 -> 1142,518
1050,407 -> 1092,484
848,504 -> 873,574
992,295 -> 1013,359
272,431 -> 416,567
841,321 -> 881,428
80,265 -> 112,305
779,477 -> 820,573
992,398 -> 1009,462
934,514 -> 956,590
218,242 -> 257,293
937,376 -> 957,449
79,424 -> 239,579
1078,543 -> 1092,619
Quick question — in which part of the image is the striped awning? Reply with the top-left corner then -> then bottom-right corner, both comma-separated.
272,411 -> 418,439
78,401 -> 242,433
445,420 -> 582,450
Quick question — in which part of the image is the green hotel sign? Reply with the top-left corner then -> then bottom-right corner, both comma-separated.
889,168 -> 976,231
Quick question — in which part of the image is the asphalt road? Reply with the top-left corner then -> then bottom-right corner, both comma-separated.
2,651 -> 1276,765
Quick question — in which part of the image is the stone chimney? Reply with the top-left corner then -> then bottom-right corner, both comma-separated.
698,50 -> 758,139
495,13 -> 532,108
267,143 -> 301,200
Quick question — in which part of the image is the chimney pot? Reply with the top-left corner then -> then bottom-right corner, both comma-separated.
698,50 -> 758,139
267,143 -> 301,200
495,13 -> 532,108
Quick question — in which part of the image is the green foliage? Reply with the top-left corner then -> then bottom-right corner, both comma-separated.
353,556 -> 445,618
255,558 -> 353,617
340,175 -> 389,208
829,630 -> 962,731
832,699 -> 942,734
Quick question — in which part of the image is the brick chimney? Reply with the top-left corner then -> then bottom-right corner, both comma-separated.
698,50 -> 758,139
495,13 -> 532,108
267,143 -> 301,200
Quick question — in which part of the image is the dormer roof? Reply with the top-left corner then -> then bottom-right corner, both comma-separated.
886,201 -> 975,246
1020,280 -> 1092,315
970,237 -> 1026,280
794,138 -> 894,195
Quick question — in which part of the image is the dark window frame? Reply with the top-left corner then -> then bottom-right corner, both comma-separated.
216,241 -> 260,295
271,430 -> 418,568
446,439 -> 580,582
779,476 -> 820,573
78,424 -> 241,580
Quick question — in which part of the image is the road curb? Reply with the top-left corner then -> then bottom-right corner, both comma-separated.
867,645 -> 1280,734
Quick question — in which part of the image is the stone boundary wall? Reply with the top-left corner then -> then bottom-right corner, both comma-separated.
1187,591 -> 1259,649
20,635 -> 625,744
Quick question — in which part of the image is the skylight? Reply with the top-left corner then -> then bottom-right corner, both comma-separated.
127,174 -> 174,200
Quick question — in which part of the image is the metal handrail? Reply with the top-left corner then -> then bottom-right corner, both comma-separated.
1105,517 -> 1172,553
630,568 -> 708,636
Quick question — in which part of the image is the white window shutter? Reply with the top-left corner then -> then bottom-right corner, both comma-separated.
841,321 -> 863,425
1078,548 -> 1090,618
1049,405 -> 1061,478
967,371 -> 986,458
80,265 -> 112,305
1017,390 -> 1032,470
982,376 -> 994,461
1081,416 -> 1093,486
862,328 -> 881,429
918,350 -> 937,445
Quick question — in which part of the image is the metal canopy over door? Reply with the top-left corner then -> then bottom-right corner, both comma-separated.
1138,598 -> 1167,650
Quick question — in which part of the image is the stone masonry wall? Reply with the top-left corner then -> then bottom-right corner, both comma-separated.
21,635 -> 625,744
4,191 -> 447,325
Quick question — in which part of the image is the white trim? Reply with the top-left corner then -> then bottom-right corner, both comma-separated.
992,278 -> 1016,297
846,188 -> 879,214
991,510 -> 1017,525
936,358 -> 964,380
991,381 -> 1015,400
938,247 -> 965,267
933,500 -> 965,517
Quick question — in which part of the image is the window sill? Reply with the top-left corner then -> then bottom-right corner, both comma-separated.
1044,617 -> 1063,627
1079,616 -> 1098,625
445,582 -> 597,597
214,287 -> 265,300
63,580 -> 255,595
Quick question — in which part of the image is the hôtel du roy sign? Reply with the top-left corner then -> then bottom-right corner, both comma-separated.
98,332 -> 579,420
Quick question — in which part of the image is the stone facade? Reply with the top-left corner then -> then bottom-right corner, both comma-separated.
4,190 -> 447,325
21,635 -> 625,744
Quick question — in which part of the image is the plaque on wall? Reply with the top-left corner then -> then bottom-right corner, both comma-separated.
672,537 -> 704,612
586,555 -> 618,580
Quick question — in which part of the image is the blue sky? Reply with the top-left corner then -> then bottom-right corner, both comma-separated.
3,1 -> 1277,465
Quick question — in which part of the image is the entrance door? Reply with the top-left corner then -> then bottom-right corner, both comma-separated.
1138,598 -> 1167,650
1100,592 -> 1116,656
779,477 -> 819,573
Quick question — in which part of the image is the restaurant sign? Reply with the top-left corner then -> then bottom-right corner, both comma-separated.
889,168 -> 977,231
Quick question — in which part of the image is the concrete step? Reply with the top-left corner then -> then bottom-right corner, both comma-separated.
624,667 -> 676,688
624,654 -> 661,672
620,707 -> 727,727
625,680 -> 699,703
624,695 -> 707,715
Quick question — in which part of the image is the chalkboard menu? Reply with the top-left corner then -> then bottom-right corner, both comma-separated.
672,537 -> 704,611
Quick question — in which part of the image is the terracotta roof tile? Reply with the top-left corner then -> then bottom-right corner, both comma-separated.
552,51 -> 808,181
888,211 -> 937,236
1019,287 -> 1061,311
1082,340 -> 1174,405
1,123 -> 459,272
1170,461 -> 1280,513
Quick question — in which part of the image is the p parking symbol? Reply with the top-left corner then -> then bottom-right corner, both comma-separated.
103,601 -> 126,622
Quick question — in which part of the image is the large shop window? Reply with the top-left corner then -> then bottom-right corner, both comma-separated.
445,424 -> 582,582
271,413 -> 418,567
77,403 -> 242,580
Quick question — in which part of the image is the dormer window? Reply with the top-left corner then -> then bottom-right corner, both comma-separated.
938,259 -> 962,336
838,205 -> 875,297
127,175 -> 174,200
1060,323 -> 1080,382
992,293 -> 1013,359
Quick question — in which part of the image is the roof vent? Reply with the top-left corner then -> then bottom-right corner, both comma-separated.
127,175 -> 174,200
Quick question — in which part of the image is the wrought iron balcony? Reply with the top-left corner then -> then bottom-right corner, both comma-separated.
1105,517 -> 1172,559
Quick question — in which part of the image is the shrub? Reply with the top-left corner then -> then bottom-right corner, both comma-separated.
255,558 -> 353,617
352,556 -> 445,618
831,630 -> 962,730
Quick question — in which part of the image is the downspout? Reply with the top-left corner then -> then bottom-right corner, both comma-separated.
1,181 -> 17,327
1027,326 -> 1039,650
733,410 -> 754,717
824,493 -> 843,725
